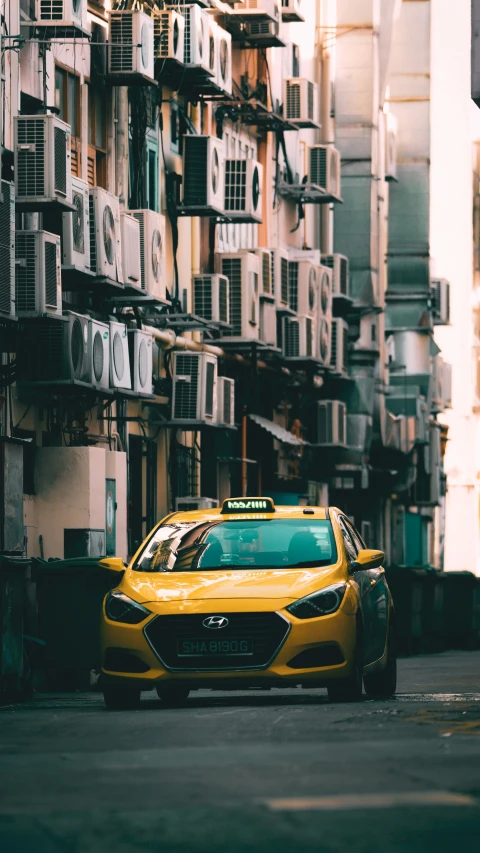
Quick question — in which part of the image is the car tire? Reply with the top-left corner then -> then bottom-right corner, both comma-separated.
363,624 -> 397,700
156,684 -> 190,705
103,686 -> 141,710
327,626 -> 363,703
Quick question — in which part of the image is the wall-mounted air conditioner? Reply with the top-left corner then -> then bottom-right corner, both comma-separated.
385,112 -> 398,182
89,319 -> 110,390
214,23 -> 232,95
431,278 -> 450,325
260,300 -> 277,347
317,400 -> 347,446
108,11 -> 155,84
282,314 -> 316,359
89,187 -> 123,282
318,266 -> 333,319
62,176 -> 90,273
217,376 -> 235,427
232,0 -> 279,23
153,10 -> 185,62
182,135 -> 225,216
178,4 -> 210,72
109,321 -> 131,390
15,114 -> 72,210
15,230 -> 61,317
254,248 -> 273,299
271,248 -> 290,313
21,313 -> 95,385
129,209 -> 167,301
193,274 -> 230,325
215,252 -> 260,340
330,318 -> 349,376
175,496 -> 219,511
224,158 -> 263,223
120,213 -> 141,291
308,145 -> 341,197
289,260 -> 319,318
281,0 -> 304,22
0,181 -> 15,319
171,351 -> 218,423
62,311 -> 91,384
321,254 -> 349,299
35,0 -> 89,35
246,0 -> 283,46
283,78 -> 318,127
128,329 -> 153,395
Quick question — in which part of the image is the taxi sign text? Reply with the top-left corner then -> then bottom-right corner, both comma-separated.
221,498 -> 275,514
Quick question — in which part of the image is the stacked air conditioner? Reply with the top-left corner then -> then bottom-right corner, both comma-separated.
309,145 -> 341,198
89,188 -> 123,283
283,260 -> 320,359
215,252 -> 260,341
0,181 -> 15,319
63,177 -> 91,275
317,265 -> 332,365
15,230 -> 62,318
213,22 -> 232,95
171,351 -> 218,424
283,78 -> 318,127
217,376 -> 235,427
182,135 -> 225,216
128,329 -> 153,395
176,4 -> 210,72
193,274 -> 230,326
120,213 -> 141,291
224,158 -> 263,223
14,114 -> 72,210
431,278 -> 450,325
130,209 -> 167,301
321,254 -> 349,300
153,9 -> 185,62
281,0 -> 305,22
107,10 -> 155,84
317,400 -> 347,447
35,0 -> 89,37
330,318 -> 349,376
385,112 -> 398,182
271,248 -> 291,314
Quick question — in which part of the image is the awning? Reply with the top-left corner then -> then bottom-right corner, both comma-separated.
248,414 -> 308,446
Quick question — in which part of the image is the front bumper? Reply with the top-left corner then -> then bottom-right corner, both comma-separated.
100,598 -> 357,689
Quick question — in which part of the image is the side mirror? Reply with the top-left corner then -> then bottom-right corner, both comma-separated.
99,557 -> 127,574
350,549 -> 384,572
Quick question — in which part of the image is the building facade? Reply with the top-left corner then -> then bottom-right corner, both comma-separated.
0,0 -> 451,566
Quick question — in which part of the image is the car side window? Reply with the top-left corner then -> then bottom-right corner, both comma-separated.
338,517 -> 357,563
345,519 -> 365,554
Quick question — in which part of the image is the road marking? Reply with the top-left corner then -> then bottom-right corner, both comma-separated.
262,791 -> 477,811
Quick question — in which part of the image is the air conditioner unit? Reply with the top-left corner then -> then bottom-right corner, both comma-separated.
217,376 -> 235,427
246,0 -> 283,46
309,146 -> 341,197
63,176 -> 90,273
271,248 -> 291,312
283,78 -> 318,127
318,266 -> 333,319
15,114 -> 72,210
35,0 -> 88,34
214,23 -> 232,95
281,0 -> 305,22
129,209 -> 167,301
61,311 -> 91,384
20,313 -> 95,385
120,213 -> 141,291
330,318 -> 349,376
431,278 -> 450,325
282,314 -> 316,359
89,187 -> 123,282
153,10 -> 185,62
175,496 -> 219,511
109,321 -> 131,390
289,260 -> 320,317
107,10 -> 155,83
15,230 -> 62,318
260,300 -> 277,347
193,274 -> 230,325
0,181 -> 15,319
317,400 -> 347,446
171,351 -> 218,423
182,135 -> 225,216
317,317 -> 331,366
128,329 -> 153,395
254,248 -> 273,299
215,252 -> 260,340
224,159 -> 263,223
232,0 -> 278,23
178,4 -> 210,72
385,112 -> 398,182
321,254 -> 349,298
89,319 -> 110,390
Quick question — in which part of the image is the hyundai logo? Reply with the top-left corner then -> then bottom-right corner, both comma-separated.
203,615 -> 229,630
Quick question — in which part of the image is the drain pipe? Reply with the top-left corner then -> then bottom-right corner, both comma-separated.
143,325 -> 224,357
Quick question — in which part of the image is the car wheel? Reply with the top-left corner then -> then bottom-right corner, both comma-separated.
327,626 -> 363,703
103,686 -> 141,710
363,623 -> 397,700
156,684 -> 190,705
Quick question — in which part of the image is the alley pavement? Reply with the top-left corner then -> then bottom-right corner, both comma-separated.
1,650 -> 480,852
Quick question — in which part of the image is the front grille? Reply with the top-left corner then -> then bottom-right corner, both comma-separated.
44,241 -> 58,310
283,317 -> 299,358
173,353 -> 199,419
194,276 -> 213,320
54,127 -> 67,195
144,612 -> 290,671
309,147 -> 327,189
110,13 -> 134,73
17,118 -> 45,199
286,80 -> 301,120
222,258 -> 242,335
15,232 -> 37,313
288,261 -> 298,312
183,137 -> 209,207
225,160 -> 247,212
0,182 -> 14,316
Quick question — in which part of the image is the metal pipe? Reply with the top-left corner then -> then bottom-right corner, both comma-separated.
143,324 -> 224,357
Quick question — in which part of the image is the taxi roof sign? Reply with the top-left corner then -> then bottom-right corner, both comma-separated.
221,497 -> 275,514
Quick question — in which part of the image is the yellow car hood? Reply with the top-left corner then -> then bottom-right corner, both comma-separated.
123,565 -> 344,604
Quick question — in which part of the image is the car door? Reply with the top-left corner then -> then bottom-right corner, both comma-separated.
337,516 -> 373,668
344,518 -> 389,665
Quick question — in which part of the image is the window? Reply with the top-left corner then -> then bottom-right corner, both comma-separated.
338,516 -> 358,563
146,132 -> 159,212
88,85 -> 107,188
292,44 -> 300,78
55,66 -> 81,176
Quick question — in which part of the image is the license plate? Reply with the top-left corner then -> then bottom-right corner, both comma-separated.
177,638 -> 253,657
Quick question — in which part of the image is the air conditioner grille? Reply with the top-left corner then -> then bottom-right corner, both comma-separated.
343,326 -> 348,371
174,354 -> 199,419
71,317 -> 85,379
306,317 -> 313,357
183,137 -> 208,206
154,12 -> 177,58
286,80 -> 301,119
219,276 -> 228,323
288,261 -> 298,312
40,0 -> 65,21
93,330 -> 104,382
205,361 -> 215,417
110,13 -> 134,72
0,183 -> 13,315
133,211 -> 147,290
113,330 -> 125,381
261,252 -> 271,294
17,118 -> 45,198
310,147 -> 327,189
194,276 -> 213,320
89,193 -> 97,272
37,322 -> 64,380
44,242 -> 58,309
225,160 -> 247,212
284,318 -> 299,358
54,127 -> 67,196
339,257 -> 348,295
222,258 -> 242,335
72,189 -> 85,253
223,380 -> 232,425
15,232 -> 36,312
308,81 -> 314,119
331,320 -> 338,370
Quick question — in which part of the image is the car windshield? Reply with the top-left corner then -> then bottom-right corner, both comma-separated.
133,519 -> 337,573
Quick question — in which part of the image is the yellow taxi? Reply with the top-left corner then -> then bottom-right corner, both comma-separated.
99,497 -> 396,709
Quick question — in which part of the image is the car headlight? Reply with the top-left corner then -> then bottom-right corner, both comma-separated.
286,583 -> 347,620
105,591 -> 151,624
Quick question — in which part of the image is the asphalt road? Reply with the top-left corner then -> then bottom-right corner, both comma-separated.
1,651 -> 480,853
